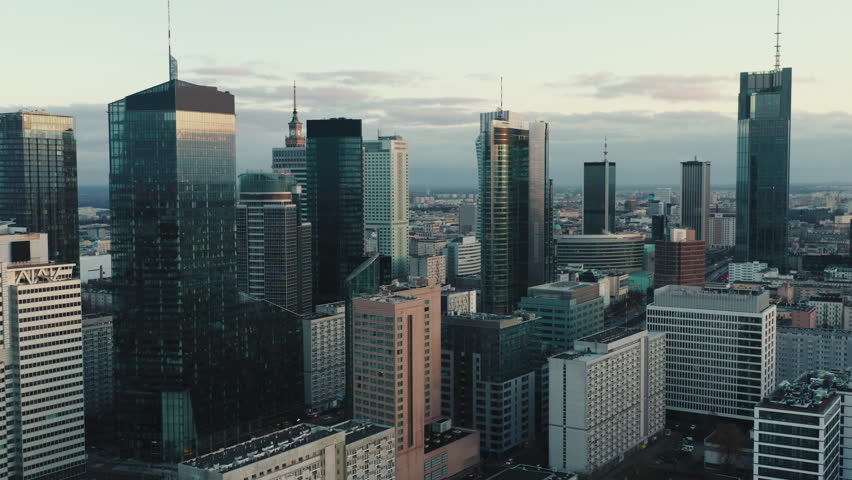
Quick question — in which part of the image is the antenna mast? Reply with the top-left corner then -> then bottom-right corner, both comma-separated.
499,76 -> 503,111
603,137 -> 608,163
293,81 -> 297,114
774,0 -> 782,71
168,0 -> 178,80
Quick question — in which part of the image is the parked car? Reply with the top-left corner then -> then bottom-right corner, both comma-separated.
683,436 -> 694,443
681,445 -> 694,453
689,424 -> 697,431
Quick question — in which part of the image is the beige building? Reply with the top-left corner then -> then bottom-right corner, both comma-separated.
409,254 -> 446,286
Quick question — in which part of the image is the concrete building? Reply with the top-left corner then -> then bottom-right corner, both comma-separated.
302,302 -> 346,412
654,188 -> 673,205
364,135 -> 410,279
459,203 -> 477,236
776,327 -> 852,383
753,373 -> 841,480
809,295 -> 845,329
548,328 -> 665,475
83,314 -> 114,418
707,213 -> 736,248
445,235 -> 481,282
178,421 -> 395,480
423,419 -> 481,480
519,281 -> 605,354
442,312 -> 539,455
410,237 -> 448,257
441,288 -> 477,315
555,234 -> 644,273
790,305 -> 817,328
654,228 -> 705,288
648,285 -> 777,420
410,254 -> 446,286
352,284 -> 442,480
680,160 -> 711,241
0,225 -> 86,478
728,261 -> 791,283
272,84 -> 307,220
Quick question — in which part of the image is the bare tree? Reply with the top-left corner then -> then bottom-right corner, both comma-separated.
714,423 -> 745,474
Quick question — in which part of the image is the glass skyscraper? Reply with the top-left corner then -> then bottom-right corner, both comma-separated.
477,110 -> 553,314
583,160 -> 616,234
109,80 -> 300,461
0,111 -> 79,268
305,118 -> 365,303
680,159 -> 711,242
735,67 -> 792,269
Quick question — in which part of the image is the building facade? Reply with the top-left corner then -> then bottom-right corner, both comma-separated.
0,111 -> 79,268
519,281 -> 604,354
272,84 -> 307,220
409,254 -> 446,286
364,135 -> 409,279
776,327 -> 852,383
707,213 -> 736,248
306,118 -> 365,303
83,314 -> 114,419
302,302 -> 346,412
654,232 -> 706,288
445,235 -> 481,282
809,295 -> 845,329
680,159 -> 711,242
735,67 -> 792,269
477,111 -> 553,314
237,171 -> 312,313
459,203 -> 477,236
647,285 -> 777,420
549,328 -> 665,475
555,234 -> 644,273
583,160 -> 616,234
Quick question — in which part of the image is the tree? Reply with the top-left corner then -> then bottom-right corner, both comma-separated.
714,423 -> 745,474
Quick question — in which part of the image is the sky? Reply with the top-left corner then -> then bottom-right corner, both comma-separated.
4,0 -> 852,187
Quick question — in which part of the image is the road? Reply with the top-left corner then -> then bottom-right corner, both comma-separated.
706,258 -> 731,283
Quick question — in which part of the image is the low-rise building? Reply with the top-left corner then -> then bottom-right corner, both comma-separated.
302,302 -> 346,412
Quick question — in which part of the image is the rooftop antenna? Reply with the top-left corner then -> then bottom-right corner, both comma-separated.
500,76 -> 503,111
774,0 -> 782,71
603,137 -> 609,163
293,81 -> 298,114
168,0 -> 178,80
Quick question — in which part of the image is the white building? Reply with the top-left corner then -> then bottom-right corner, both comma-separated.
753,372 -> 842,480
728,261 -> 769,282
776,327 -> 852,383
409,254 -> 446,286
178,421 -> 396,480
365,135 -> 410,279
0,225 -> 86,478
647,285 -> 777,420
83,314 -> 114,417
707,213 -> 736,248
445,235 -> 481,281
302,302 -> 346,412
549,328 -> 665,475
808,295 -> 845,329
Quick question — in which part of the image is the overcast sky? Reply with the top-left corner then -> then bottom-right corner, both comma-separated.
4,0 -> 851,187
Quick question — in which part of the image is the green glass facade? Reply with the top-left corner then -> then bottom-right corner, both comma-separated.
519,281 -> 604,355
110,80 -> 301,462
735,67 -> 792,269
0,112 -> 79,268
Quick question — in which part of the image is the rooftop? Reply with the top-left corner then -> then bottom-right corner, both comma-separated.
526,281 -> 600,301
652,285 -> 771,313
579,327 -> 643,345
760,370 -> 852,413
444,311 -> 535,329
424,427 -> 477,453
486,464 -> 576,480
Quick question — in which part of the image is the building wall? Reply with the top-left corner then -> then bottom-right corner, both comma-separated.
519,282 -> 604,354
410,255 -> 446,286
424,431 -> 480,480
303,304 -> 346,411
556,234 -> 644,273
809,298 -> 844,328
83,314 -> 114,418
365,136 -> 410,279
776,327 -> 852,383
707,213 -> 736,248
654,240 -> 706,288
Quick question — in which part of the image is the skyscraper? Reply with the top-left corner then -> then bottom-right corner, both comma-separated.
237,171 -> 312,313
735,57 -> 792,268
110,79 -> 300,461
583,152 -> 616,235
680,159 -> 711,241
654,228 -> 706,288
476,110 -> 553,314
364,135 -> 409,279
272,84 -> 308,220
306,118 -> 365,303
0,111 -> 79,268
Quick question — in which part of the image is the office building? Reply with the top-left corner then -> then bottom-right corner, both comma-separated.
646,200 -> 664,217
583,158 -> 616,234
735,67 -> 793,269
651,215 -> 668,242
0,225 -> 85,478
441,287 -> 477,315
753,373 -> 841,480
409,254 -> 446,286
110,79 -> 301,461
477,110 -> 553,314
729,261 -> 769,282
549,328 -> 665,475
237,171 -> 312,313
555,234 -> 644,273
365,135 -> 409,279
410,237 -> 447,257
178,421 -> 396,480
352,284 -> 441,479
808,295 -> 845,329
302,302 -> 346,412
445,235 -> 481,281
83,314 -> 114,418
680,159 -> 711,241
272,84 -> 307,220
776,327 -> 852,383
306,118 -> 365,303
0,111 -> 79,268
707,213 -> 736,248
442,312 -> 539,455
519,281 -> 605,354
648,285 -> 777,420
654,229 -> 705,288
654,188 -> 673,206
459,203 -> 477,235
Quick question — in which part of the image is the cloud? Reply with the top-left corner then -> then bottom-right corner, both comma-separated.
299,70 -> 428,86
549,73 -> 732,102
188,66 -> 282,81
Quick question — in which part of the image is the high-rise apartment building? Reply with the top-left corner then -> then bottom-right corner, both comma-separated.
477,111 -> 553,314
272,84 -> 307,220
707,213 -> 736,248
681,159 -> 711,241
519,281 -> 604,354
365,135 -> 409,279
306,118 -> 365,303
648,285 -> 777,420
351,284 -> 441,480
237,171 -> 312,313
654,228 -> 706,288
0,225 -> 85,479
0,111 -> 79,268
583,159 -> 616,235
445,235 -> 481,282
441,312 -> 539,455
735,67 -> 792,269
302,302 -> 346,412
549,328 -> 665,475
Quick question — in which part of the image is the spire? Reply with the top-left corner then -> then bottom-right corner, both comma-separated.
292,81 -> 298,115
603,137 -> 609,163
774,0 -> 782,71
168,0 -> 178,80
500,76 -> 503,111
286,81 -> 305,148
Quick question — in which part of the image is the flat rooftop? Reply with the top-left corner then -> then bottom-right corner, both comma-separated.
578,327 -> 643,345
335,420 -> 391,444
425,427 -> 477,453
760,370 -> 852,413
486,464 -> 576,480
652,285 -> 770,313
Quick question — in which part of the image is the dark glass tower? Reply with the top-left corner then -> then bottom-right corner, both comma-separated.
109,80 -> 300,461
681,159 -> 711,242
735,67 -> 792,268
0,111 -> 79,268
583,160 -> 616,234
477,110 -> 553,314
305,118 -> 365,303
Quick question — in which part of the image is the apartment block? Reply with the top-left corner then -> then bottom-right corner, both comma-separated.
302,302 -> 346,412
